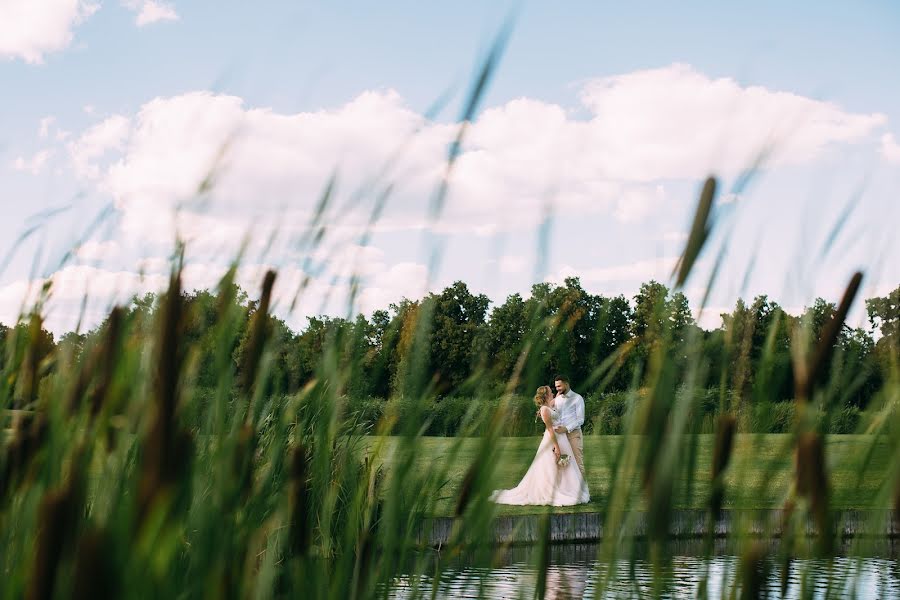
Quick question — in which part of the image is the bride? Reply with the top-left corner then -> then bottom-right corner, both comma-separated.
490,386 -> 590,506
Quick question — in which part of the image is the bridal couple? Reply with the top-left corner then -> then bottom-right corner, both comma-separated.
491,375 -> 590,506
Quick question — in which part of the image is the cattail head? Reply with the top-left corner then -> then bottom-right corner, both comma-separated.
155,268 -> 184,432
454,461 -> 478,518
893,475 -> 900,525
21,312 -> 49,405
0,413 -> 48,499
712,413 -> 737,479
796,272 -> 863,402
88,306 -> 123,417
138,263 -> 193,525
738,542 -> 768,600
71,528 -> 115,600
710,414 -> 737,520
68,306 -> 124,417
675,176 -> 716,288
233,423 -> 256,499
796,431 -> 831,551
796,432 -> 827,501
28,477 -> 82,600
239,270 -> 277,399
288,444 -> 311,556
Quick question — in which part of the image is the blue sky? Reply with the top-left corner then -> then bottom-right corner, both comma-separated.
2,1 -> 898,334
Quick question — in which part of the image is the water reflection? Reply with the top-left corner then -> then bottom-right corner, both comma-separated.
544,564 -> 590,600
387,539 -> 900,599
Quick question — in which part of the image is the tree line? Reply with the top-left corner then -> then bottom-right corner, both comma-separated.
2,277 -> 897,422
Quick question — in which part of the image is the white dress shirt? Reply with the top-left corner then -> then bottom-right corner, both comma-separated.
555,389 -> 585,433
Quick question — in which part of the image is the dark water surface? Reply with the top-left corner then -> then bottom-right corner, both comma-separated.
386,539 -> 900,599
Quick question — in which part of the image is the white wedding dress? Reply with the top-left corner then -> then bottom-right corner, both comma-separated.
490,406 -> 590,506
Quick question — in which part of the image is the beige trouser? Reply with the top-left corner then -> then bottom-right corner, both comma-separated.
568,428 -> 585,476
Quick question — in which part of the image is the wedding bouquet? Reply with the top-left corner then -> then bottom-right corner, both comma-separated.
557,453 -> 570,467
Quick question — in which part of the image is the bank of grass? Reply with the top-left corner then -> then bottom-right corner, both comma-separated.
367,434 -> 893,516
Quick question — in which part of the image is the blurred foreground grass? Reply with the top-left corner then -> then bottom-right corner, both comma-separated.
1,23 -> 898,597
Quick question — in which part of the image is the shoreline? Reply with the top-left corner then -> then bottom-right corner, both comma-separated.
417,509 -> 900,546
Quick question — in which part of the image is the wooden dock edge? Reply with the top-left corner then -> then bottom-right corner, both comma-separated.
416,509 -> 900,546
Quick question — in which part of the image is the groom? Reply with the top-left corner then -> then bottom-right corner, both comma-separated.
552,375 -> 586,476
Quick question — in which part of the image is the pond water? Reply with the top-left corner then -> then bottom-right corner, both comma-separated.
386,540 -> 900,599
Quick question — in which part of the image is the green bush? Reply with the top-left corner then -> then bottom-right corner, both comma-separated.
429,396 -> 473,436
742,401 -> 795,434
343,388 -> 875,436
346,396 -> 387,432
828,406 -> 861,434
590,391 -> 633,435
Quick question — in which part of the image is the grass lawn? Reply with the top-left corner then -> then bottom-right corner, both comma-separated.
364,434 -> 893,516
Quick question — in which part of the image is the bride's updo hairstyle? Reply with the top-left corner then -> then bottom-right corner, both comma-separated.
533,385 -> 551,408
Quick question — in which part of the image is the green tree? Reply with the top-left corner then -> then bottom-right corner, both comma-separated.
867,284 -> 899,377
592,294 -> 634,391
485,293 -> 528,385
630,280 -> 695,382
182,284 -> 250,389
427,281 -> 490,394
365,309 -> 395,398
829,327 -> 880,409
718,296 -> 794,405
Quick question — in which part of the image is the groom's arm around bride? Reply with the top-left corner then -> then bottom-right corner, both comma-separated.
552,375 -> 586,476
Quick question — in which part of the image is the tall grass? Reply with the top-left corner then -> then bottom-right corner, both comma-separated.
2,29 -> 900,600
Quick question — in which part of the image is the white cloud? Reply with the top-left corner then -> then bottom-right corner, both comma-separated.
136,256 -> 169,274
0,0 -> 99,63
695,305 -> 731,330
497,255 -> 527,275
0,251 -> 430,334
12,149 -> 53,174
614,184 -> 666,223
661,231 -> 688,243
39,116 -> 56,138
357,262 -> 430,314
0,265 -> 169,333
22,64 -> 887,334
577,64 -> 886,180
68,114 -> 132,178
881,133 -> 900,165
547,257 -> 680,286
60,66 -> 883,259
75,240 -> 121,261
122,0 -> 178,27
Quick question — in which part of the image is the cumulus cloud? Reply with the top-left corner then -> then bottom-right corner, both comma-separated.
577,64 -> 886,179
39,116 -> 56,138
881,133 -> 900,165
496,255 -> 528,275
75,240 -> 121,261
122,0 -> 178,27
661,231 -> 688,243
695,305 -> 732,331
0,251 -> 430,334
52,63 -> 884,271
0,0 -> 98,63
357,262 -> 431,315
547,257 -> 680,287
68,114 -> 131,178
0,265 -> 169,334
12,149 -> 53,175
22,64 -> 890,332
